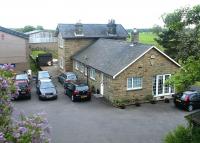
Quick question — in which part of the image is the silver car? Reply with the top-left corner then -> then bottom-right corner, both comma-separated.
36,79 -> 57,100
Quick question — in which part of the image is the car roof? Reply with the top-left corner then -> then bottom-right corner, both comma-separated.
39,78 -> 51,82
63,72 -> 76,76
16,74 -> 28,79
15,80 -> 28,84
38,71 -> 49,74
184,91 -> 198,95
69,81 -> 87,86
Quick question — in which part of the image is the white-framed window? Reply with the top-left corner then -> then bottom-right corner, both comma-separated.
152,74 -> 175,96
75,61 -> 79,70
84,67 -> 87,76
59,57 -> 64,69
127,77 -> 143,90
58,33 -> 64,48
90,68 -> 96,80
80,63 -> 84,73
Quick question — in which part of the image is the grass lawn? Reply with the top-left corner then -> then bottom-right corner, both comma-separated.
127,32 -> 164,51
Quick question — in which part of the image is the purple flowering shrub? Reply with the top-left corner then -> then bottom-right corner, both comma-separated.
0,64 -> 51,143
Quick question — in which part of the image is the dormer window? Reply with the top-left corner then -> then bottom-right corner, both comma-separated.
74,22 -> 84,36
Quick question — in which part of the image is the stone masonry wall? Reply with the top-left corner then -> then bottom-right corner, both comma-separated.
72,61 -> 114,101
111,48 -> 179,102
64,39 -> 96,72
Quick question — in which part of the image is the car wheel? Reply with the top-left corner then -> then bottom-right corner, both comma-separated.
188,105 -> 193,112
71,95 -> 75,102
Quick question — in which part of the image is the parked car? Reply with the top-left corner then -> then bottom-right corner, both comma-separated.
15,73 -> 30,84
64,82 -> 91,102
58,72 -> 77,85
36,71 -> 51,83
174,91 -> 200,112
14,80 -> 31,100
36,79 -> 57,100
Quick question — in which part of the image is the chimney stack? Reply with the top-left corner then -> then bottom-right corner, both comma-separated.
75,21 -> 83,36
107,19 -> 117,35
131,28 -> 139,44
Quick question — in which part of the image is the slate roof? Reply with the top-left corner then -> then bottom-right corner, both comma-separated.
0,26 -> 28,39
56,24 -> 128,39
73,38 -> 153,77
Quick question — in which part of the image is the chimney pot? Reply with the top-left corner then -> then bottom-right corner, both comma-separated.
131,28 -> 139,44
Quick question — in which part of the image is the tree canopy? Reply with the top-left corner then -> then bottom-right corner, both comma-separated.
15,25 -> 44,33
155,5 -> 200,62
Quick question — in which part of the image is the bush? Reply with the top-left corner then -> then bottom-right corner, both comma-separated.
0,64 -> 51,142
164,125 -> 192,143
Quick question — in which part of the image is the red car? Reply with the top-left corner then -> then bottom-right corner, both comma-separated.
14,80 -> 31,100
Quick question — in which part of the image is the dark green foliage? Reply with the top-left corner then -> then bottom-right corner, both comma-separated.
15,25 -> 44,33
155,5 -> 200,62
164,125 -> 192,143
167,57 -> 200,92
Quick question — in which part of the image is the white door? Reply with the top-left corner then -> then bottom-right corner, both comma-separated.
100,73 -> 104,95
152,74 -> 174,96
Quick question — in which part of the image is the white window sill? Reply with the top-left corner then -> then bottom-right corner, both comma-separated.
80,71 -> 84,73
127,87 -> 142,91
60,66 -> 64,69
59,46 -> 64,49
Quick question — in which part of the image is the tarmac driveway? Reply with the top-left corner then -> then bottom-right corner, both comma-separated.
13,79 -> 190,143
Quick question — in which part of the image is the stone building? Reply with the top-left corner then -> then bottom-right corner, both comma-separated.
72,38 -> 180,103
0,26 -> 29,72
56,21 -> 180,104
55,20 -> 128,72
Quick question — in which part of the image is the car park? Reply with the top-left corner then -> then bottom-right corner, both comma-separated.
36,71 -> 51,83
64,81 -> 91,102
174,90 -> 200,112
36,79 -> 57,100
14,80 -> 31,100
58,72 -> 77,85
15,73 -> 30,84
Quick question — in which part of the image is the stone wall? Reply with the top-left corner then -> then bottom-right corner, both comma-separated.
63,39 -> 96,72
72,61 -> 114,101
112,48 -> 179,102
73,48 -> 179,105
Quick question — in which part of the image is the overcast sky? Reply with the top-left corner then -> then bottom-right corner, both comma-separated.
0,0 -> 199,29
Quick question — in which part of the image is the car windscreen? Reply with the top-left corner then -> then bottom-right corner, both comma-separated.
38,72 -> 50,79
40,82 -> 54,89
16,74 -> 28,80
181,93 -> 192,100
67,74 -> 77,80
17,83 -> 28,88
76,84 -> 88,91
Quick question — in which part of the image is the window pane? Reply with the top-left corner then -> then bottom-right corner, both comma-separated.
133,77 -> 142,88
152,76 -> 156,95
127,78 -> 132,88
164,75 -> 170,93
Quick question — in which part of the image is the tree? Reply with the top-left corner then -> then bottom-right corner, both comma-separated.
167,57 -> 200,92
155,5 -> 200,62
152,24 -> 162,35
22,25 -> 36,32
36,25 -> 44,30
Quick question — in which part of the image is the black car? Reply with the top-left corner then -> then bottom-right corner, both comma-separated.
36,79 -> 57,100
58,72 -> 77,85
14,80 -> 31,100
64,82 -> 91,102
174,91 -> 200,111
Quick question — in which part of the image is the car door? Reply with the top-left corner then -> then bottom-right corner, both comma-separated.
68,83 -> 75,97
190,93 -> 199,108
197,93 -> 200,108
